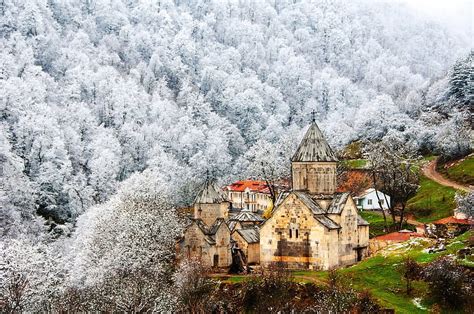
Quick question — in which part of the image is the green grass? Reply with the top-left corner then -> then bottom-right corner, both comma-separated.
215,275 -> 247,283
341,255 -> 428,313
360,211 -> 415,238
339,231 -> 472,313
407,175 -> 456,223
440,155 -> 474,186
342,159 -> 368,169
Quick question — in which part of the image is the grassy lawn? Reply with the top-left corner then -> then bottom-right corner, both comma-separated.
407,175 -> 456,223
342,159 -> 368,169
341,255 -> 428,313
439,154 -> 474,186
359,211 -> 415,238
340,231 -> 472,313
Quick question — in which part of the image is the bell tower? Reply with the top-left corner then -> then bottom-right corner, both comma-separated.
291,117 -> 338,195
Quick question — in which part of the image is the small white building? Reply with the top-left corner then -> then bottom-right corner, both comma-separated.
354,188 -> 390,211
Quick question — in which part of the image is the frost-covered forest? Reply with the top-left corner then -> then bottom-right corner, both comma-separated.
0,0 -> 472,311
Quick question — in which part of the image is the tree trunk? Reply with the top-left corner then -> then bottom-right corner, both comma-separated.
371,171 -> 388,231
399,203 -> 406,230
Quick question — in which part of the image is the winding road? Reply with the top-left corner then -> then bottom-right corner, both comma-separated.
422,157 -> 472,192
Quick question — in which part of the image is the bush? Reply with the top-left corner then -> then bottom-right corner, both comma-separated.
173,259 -> 215,313
241,264 -> 293,312
423,257 -> 474,309
398,256 -> 422,295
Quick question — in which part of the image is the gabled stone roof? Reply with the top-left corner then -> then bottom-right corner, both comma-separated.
314,215 -> 340,229
208,217 -> 228,234
194,179 -> 228,204
326,192 -> 350,214
181,218 -> 230,245
235,227 -> 260,244
179,218 -> 216,245
229,209 -> 265,223
194,218 -> 209,234
263,191 -> 342,230
227,220 -> 240,232
293,191 -> 325,215
291,122 -> 338,162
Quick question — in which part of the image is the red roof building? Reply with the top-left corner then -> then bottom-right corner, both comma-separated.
224,180 -> 272,212
225,180 -> 271,194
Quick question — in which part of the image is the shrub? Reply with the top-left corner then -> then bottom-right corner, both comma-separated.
423,257 -> 473,309
398,256 -> 422,295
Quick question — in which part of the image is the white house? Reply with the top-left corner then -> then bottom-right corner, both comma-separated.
354,188 -> 390,211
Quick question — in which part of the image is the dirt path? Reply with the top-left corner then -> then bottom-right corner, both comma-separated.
422,157 -> 472,192
403,213 -> 424,226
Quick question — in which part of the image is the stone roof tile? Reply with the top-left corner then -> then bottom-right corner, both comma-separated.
229,209 -> 265,223
314,215 -> 341,229
194,179 -> 228,204
236,227 -> 260,244
291,122 -> 338,162
326,192 -> 350,214
294,191 -> 326,215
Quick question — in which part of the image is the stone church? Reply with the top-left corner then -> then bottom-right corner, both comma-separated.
177,121 -> 369,270
177,179 -> 263,268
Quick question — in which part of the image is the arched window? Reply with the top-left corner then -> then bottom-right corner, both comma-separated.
289,229 -> 292,238
296,229 -> 299,239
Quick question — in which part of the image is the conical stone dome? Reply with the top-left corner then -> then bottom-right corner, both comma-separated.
194,179 -> 228,204
291,122 -> 338,162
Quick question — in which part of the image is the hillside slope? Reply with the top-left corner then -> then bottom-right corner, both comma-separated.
0,0 -> 469,233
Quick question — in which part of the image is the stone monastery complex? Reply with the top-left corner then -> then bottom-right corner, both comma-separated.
178,121 -> 370,270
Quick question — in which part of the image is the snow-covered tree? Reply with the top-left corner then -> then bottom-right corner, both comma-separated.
0,239 -> 62,312
66,174 -> 182,311
448,51 -> 473,108
455,191 -> 474,219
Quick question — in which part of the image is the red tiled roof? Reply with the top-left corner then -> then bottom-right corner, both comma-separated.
224,180 -> 270,194
374,231 -> 424,242
432,216 -> 473,225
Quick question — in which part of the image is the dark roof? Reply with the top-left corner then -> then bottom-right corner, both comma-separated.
227,220 -> 240,231
314,215 -> 340,229
182,218 -> 230,245
235,227 -> 260,243
194,179 -> 228,204
293,191 -> 325,214
291,122 -> 338,162
179,219 -> 216,244
229,209 -> 265,223
194,219 -> 209,234
326,193 -> 350,214
208,218 -> 228,234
